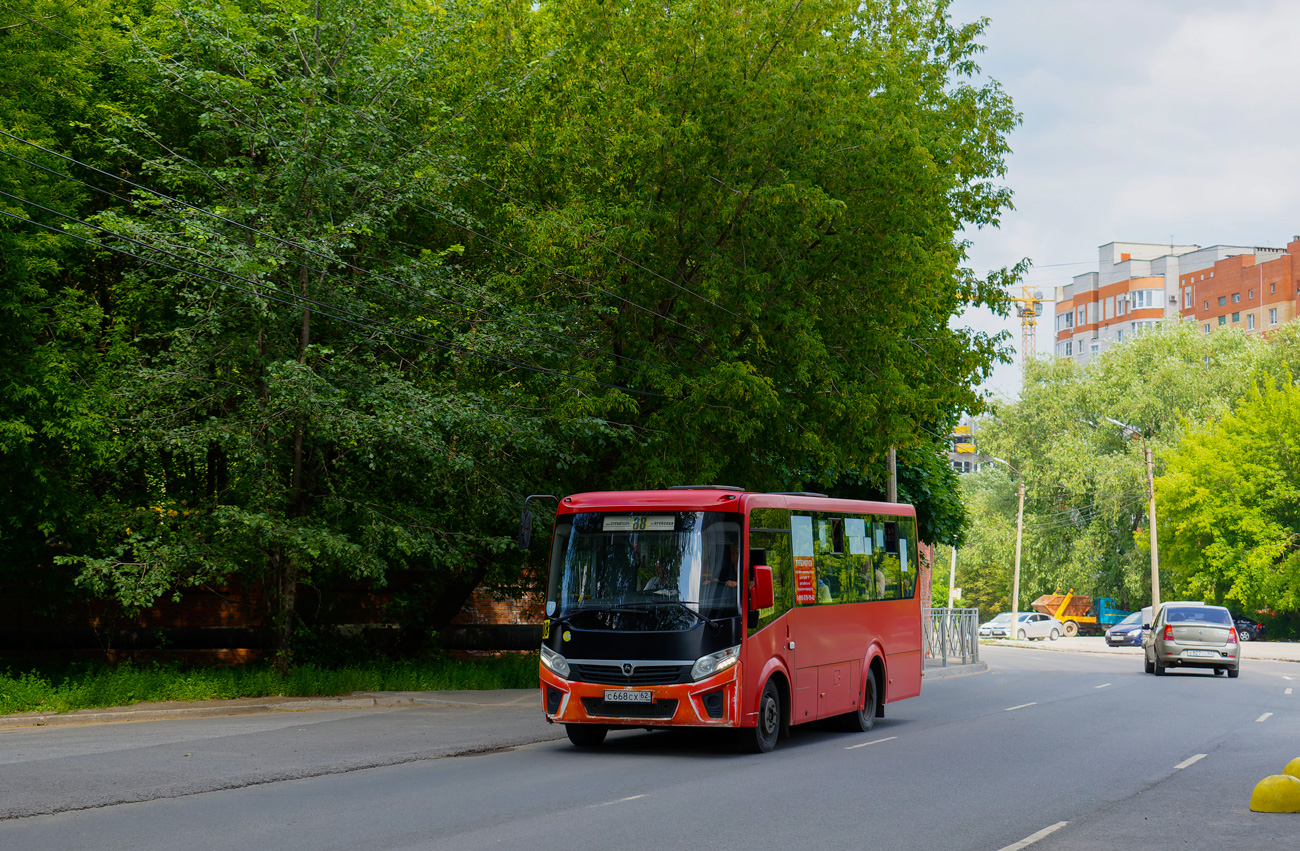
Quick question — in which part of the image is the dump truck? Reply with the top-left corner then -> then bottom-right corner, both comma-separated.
1031,591 -> 1129,637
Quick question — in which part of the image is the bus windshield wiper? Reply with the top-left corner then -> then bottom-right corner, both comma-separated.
650,599 -> 720,629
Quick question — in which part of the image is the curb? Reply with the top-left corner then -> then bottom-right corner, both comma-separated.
923,661 -> 989,679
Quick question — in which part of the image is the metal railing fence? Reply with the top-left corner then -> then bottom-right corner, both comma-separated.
922,607 -> 980,667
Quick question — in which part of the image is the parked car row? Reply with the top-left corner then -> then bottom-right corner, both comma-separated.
978,612 -> 1063,641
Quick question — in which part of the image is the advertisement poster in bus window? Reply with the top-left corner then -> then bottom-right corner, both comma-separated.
844,518 -> 868,556
791,514 -> 816,605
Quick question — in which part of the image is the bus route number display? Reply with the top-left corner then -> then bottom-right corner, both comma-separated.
602,516 -> 676,532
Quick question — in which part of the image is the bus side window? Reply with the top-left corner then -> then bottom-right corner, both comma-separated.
812,513 -> 842,603
748,508 -> 792,633
878,520 -> 902,600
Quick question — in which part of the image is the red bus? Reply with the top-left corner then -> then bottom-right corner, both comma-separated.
535,486 -> 923,752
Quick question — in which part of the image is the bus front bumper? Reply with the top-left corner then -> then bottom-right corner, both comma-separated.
539,663 -> 741,728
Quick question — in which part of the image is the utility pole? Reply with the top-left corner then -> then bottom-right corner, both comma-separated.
1105,418 -> 1161,618
1013,479 -> 1024,638
990,456 -> 1025,640
1145,441 -> 1160,612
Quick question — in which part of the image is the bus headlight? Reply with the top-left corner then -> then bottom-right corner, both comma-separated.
691,645 -> 740,681
540,644 -> 570,679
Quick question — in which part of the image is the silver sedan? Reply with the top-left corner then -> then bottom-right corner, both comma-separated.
1142,603 -> 1239,677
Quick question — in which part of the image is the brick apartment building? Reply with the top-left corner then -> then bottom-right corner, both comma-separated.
1054,238 -> 1300,363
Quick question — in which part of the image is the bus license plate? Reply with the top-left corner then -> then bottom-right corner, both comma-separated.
1185,650 -> 1216,658
605,689 -> 652,703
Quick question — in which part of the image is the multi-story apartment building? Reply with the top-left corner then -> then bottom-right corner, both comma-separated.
1054,239 -> 1300,363
947,423 -> 976,473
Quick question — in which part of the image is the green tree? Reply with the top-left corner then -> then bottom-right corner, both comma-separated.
976,322 -> 1269,609
454,0 -> 1020,539
933,469 -> 1015,617
46,0 -> 605,666
0,0 -> 133,622
1159,379 -> 1300,613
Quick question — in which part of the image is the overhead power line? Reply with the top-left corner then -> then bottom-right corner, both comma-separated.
0,1 -> 711,339
0,133 -> 672,384
0,191 -> 668,398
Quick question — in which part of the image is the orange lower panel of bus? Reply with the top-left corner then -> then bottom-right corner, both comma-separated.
540,663 -> 742,728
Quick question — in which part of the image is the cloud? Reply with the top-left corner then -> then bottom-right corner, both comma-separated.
947,0 -> 1300,398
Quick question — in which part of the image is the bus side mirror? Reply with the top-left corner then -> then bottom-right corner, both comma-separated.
517,510 -> 533,551
750,565 -> 774,611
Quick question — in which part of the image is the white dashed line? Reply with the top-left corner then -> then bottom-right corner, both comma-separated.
596,795 -> 646,807
1257,712 -> 1273,723
846,736 -> 897,750
1005,702 -> 1037,711
1175,754 -> 1207,770
996,821 -> 1069,851
1286,688 -> 1293,695
1094,683 -> 1111,689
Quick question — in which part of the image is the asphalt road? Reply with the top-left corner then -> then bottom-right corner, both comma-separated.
2,644 -> 1298,850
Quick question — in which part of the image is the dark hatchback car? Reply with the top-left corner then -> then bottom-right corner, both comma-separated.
1232,614 -> 1266,641
1105,611 -> 1143,647
1143,604 -> 1239,677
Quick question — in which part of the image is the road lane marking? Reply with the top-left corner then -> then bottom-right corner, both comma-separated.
1175,754 -> 1207,770
846,736 -> 897,750
1286,688 -> 1293,695
1257,713 -> 1273,723
1005,702 -> 1037,711
996,821 -> 1069,851
596,795 -> 646,807
1094,683 -> 1111,689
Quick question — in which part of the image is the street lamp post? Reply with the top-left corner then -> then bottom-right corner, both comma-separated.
990,457 -> 1024,641
1105,418 -> 1160,618
947,547 -> 958,608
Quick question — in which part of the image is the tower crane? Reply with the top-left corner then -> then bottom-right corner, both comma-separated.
1008,285 -> 1046,375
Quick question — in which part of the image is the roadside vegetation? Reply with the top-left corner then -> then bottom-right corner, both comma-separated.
944,321 -> 1300,639
0,653 -> 540,716
2,0 -> 1018,666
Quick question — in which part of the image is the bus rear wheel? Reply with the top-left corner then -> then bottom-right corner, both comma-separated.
739,681 -> 782,753
565,723 -> 608,747
839,668 -> 878,733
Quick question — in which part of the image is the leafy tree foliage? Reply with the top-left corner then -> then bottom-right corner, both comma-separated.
1,0 -> 1020,660
974,321 -> 1293,612
932,470 -> 1016,616
1159,380 -> 1300,614
456,0 -> 1018,531
0,0 -> 131,620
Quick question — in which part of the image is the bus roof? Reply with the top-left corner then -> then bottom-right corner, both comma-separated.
556,489 -> 916,517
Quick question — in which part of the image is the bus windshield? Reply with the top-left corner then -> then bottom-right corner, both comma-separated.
546,510 -> 742,629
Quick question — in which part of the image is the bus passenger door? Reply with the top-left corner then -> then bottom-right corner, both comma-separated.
790,608 -> 821,722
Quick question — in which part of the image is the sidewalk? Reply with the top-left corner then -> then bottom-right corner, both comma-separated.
0,689 -> 539,730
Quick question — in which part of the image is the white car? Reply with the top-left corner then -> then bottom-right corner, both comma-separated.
979,611 -> 1064,641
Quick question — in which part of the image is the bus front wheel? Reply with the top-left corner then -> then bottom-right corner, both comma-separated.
739,681 -> 782,753
839,668 -> 878,733
565,723 -> 608,747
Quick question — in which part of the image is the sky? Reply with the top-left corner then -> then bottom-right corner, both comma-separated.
946,0 -> 1300,400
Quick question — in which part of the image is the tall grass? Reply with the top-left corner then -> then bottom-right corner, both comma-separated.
0,654 -> 540,716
